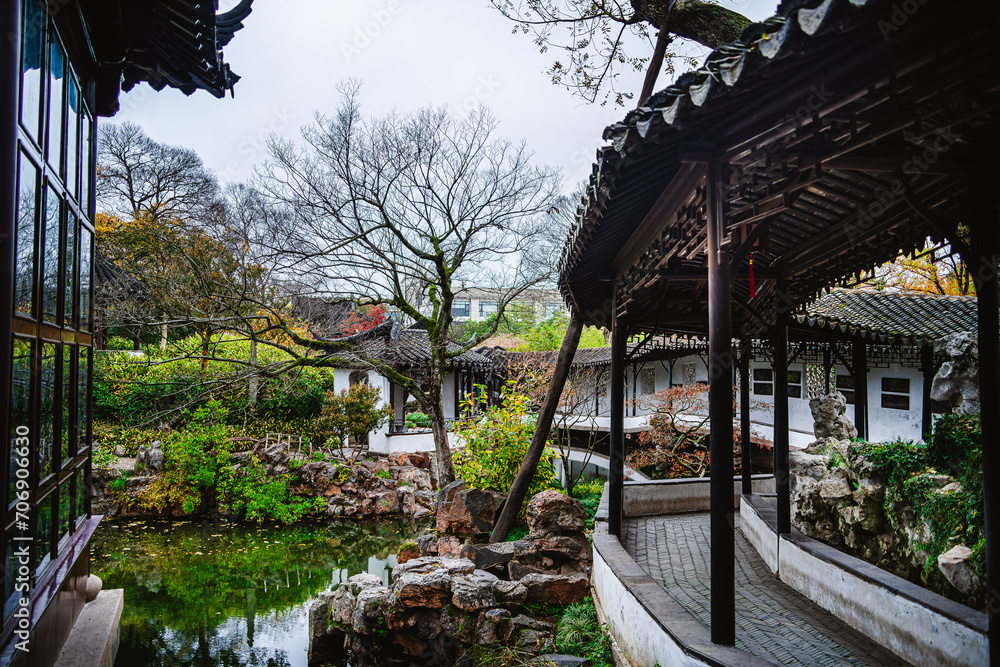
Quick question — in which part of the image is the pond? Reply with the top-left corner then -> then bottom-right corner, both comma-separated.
91,517 -> 430,667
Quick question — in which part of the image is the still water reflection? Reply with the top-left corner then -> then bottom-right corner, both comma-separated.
91,518 -> 429,667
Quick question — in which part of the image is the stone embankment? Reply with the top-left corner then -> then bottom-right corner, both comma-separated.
308,490 -> 593,666
92,444 -> 437,520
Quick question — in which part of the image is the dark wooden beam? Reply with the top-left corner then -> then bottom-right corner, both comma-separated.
920,343 -> 934,440
613,162 -> 704,278
852,340 -> 869,440
822,153 -> 972,175
740,338 -> 752,495
608,285 -> 626,538
773,287 -> 791,535
707,159 -> 735,646
970,179 -> 999,667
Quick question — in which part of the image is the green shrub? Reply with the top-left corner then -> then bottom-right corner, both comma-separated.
570,480 -> 604,530
375,469 -> 391,480
217,455 -> 320,524
94,422 -> 161,457
453,383 -> 556,519
404,412 -> 431,428
554,598 -> 613,667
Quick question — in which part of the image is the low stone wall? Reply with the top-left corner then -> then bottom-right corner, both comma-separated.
591,489 -> 772,667
740,494 -> 988,667
623,475 -> 775,517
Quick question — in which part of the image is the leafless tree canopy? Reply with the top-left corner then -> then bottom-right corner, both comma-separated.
256,81 -> 561,341
98,121 -> 222,223
490,0 -> 751,105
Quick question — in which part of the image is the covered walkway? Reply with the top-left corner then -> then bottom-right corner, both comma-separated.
622,513 -> 904,666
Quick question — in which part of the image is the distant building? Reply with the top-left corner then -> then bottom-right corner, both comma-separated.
0,1 -> 252,664
447,287 -> 566,323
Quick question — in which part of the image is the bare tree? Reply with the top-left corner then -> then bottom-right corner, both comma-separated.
253,82 -> 561,484
491,0 -> 752,106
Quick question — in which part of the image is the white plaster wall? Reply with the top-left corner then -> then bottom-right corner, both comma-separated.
778,538 -> 986,667
739,500 -> 778,573
867,364 -> 923,443
592,538 -> 706,667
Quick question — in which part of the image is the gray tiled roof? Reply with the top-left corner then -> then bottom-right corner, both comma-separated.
796,289 -> 979,344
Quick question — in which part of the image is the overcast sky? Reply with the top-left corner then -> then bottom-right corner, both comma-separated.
112,0 -> 780,193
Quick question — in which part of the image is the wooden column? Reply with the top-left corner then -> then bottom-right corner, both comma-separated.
740,338 -> 752,495
0,0 -> 19,528
707,159 -> 735,645
920,343 -> 934,439
971,179 -> 999,666
823,344 -> 833,394
608,287 -> 627,538
852,340 -> 869,440
773,291 -> 791,535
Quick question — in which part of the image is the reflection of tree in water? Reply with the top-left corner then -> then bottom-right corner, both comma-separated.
92,518 -> 428,666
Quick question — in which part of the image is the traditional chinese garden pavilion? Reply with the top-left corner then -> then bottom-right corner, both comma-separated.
557,0 -> 999,660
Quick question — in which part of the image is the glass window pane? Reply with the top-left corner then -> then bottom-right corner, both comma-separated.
47,36 -> 65,172
788,385 -> 802,399
14,153 -> 37,317
753,368 -> 773,381
4,539 -> 29,622
881,377 -> 910,394
79,226 -> 92,331
75,467 -> 86,524
66,76 -> 80,200
8,340 -> 33,508
58,479 -> 71,544
753,382 -> 773,396
61,346 -> 73,467
882,393 -> 909,410
41,187 -> 59,323
39,343 -> 56,481
787,370 -> 802,385
835,374 -> 854,390
19,0 -> 45,141
35,493 -> 53,574
63,212 -> 76,327
77,347 -> 90,453
80,108 -> 93,217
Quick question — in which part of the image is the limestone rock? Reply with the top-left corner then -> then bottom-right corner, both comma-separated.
451,571 -> 497,611
460,541 -> 517,571
810,393 -> 857,441
527,490 -> 586,537
346,572 -> 384,595
352,587 -> 388,634
398,467 -> 432,491
938,544 -> 981,595
397,542 -> 421,565
388,568 -> 452,609
532,535 -> 592,562
409,451 -> 432,469
477,608 -> 512,644
436,488 -> 502,535
495,579 -> 528,604
393,556 -> 474,579
113,445 -> 125,457
388,451 -> 409,467
817,468 -> 853,503
932,332 -> 979,414
519,572 -> 590,604
328,585 -> 357,627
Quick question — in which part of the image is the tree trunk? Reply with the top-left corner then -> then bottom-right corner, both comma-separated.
200,329 -> 211,377
248,336 -> 259,409
638,20 -> 673,107
427,398 -> 455,486
160,315 -> 168,352
631,0 -> 751,49
490,310 -> 585,542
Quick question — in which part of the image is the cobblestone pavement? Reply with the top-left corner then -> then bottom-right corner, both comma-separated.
622,513 -> 907,666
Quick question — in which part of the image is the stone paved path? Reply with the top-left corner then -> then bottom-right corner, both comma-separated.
622,513 -> 908,666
